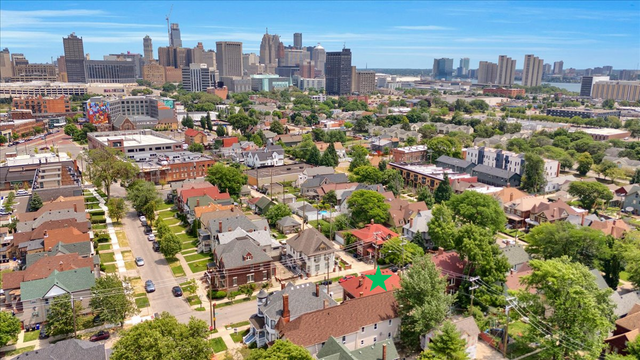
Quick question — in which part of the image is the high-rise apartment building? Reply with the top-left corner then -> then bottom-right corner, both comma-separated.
553,61 -> 564,75
182,63 -> 214,92
216,42 -> 243,77
580,75 -> 610,97
170,23 -> 182,48
459,58 -> 470,76
63,33 -> 86,83
143,35 -> 154,62
312,44 -> 326,76
432,58 -> 453,80
591,80 -> 640,101
282,49 -> 310,67
496,55 -> 516,86
355,70 -> 376,94
259,31 -> 281,69
0,48 -> 12,81
542,63 -> 552,76
293,33 -> 302,49
477,61 -> 498,84
522,54 -> 544,87
602,66 -> 613,76
325,48 -> 352,95
11,64 -> 58,82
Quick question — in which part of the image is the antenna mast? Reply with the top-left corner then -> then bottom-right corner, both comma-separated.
166,4 -> 174,46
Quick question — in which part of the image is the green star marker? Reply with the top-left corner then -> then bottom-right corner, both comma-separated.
365,266 -> 393,292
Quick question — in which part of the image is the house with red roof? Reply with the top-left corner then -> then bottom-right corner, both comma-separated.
339,268 -> 401,300
339,222 -> 398,260
184,128 -> 207,145
177,184 -> 232,213
430,249 -> 467,294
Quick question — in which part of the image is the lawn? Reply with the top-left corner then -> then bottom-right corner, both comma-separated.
130,277 -> 144,294
620,271 -> 630,281
99,252 -> 116,263
182,249 -> 197,256
2,345 -> 35,357
508,320 -> 529,337
181,242 -> 197,251
92,224 -> 107,230
188,259 -> 210,274
125,261 -> 136,270
115,231 -> 129,247
104,264 -> 117,273
23,331 -> 39,342
187,295 -> 203,307
156,202 -> 174,211
170,262 -> 186,277
230,329 -> 249,343
162,217 -> 182,226
121,250 -> 133,261
171,225 -> 189,234
184,253 -> 210,263
97,243 -> 112,251
177,233 -> 196,242
135,296 -> 150,309
209,337 -> 227,353
228,320 -> 250,328
215,296 -> 255,309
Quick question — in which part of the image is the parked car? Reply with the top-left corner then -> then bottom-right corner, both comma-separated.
139,215 -> 146,222
390,266 -> 399,273
320,280 -> 332,286
145,280 -> 155,293
339,275 -> 355,283
89,330 -> 110,342
141,219 -> 148,227
16,190 -> 29,196
135,257 -> 145,266
147,234 -> 156,241
172,286 -> 183,297
152,241 -> 160,252
92,315 -> 103,325
39,325 -> 49,339
143,226 -> 153,235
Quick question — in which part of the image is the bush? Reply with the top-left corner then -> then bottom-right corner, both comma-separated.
90,210 -> 105,216
95,233 -> 111,243
377,257 -> 387,265
209,290 -> 227,300
91,218 -> 107,224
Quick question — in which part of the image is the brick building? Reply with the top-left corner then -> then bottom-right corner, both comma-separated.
482,88 -> 525,97
184,128 -> 207,145
392,145 -> 429,163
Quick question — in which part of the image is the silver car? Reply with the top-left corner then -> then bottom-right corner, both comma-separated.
135,257 -> 145,266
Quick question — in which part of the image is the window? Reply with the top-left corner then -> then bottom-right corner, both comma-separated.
262,271 -> 267,280
315,264 -> 320,273
374,323 -> 378,330
232,277 -> 237,286
360,340 -> 364,346
388,332 -> 392,339
342,336 -> 346,344
247,274 -> 254,283
361,327 -> 365,333
388,319 -> 392,326
373,337 -> 377,343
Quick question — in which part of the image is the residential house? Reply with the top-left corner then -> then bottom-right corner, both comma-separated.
193,202 -> 234,219
370,138 -> 398,152
603,156 -> 640,169
529,199 -> 579,225
278,291 -> 400,357
25,241 -> 95,268
505,263 -> 534,293
184,128 -> 207,145
12,226 -> 90,262
546,174 -> 579,193
255,196 -> 275,215
13,339 -> 108,360
493,187 -> 528,206
503,196 -> 551,229
262,183 -> 284,196
217,228 -> 281,259
568,214 -> 631,239
421,317 -> 481,359
176,184 -> 232,214
471,164 -> 521,188
208,237 -> 274,290
17,208 -> 89,233
16,196 -> 86,223
500,245 -> 530,272
317,337 -> 400,360
623,186 -> 640,215
274,134 -> 303,147
605,304 -> 640,356
286,228 -> 335,277
18,268 -> 95,328
221,141 -> 257,159
296,166 -> 335,187
244,145 -> 285,168
341,222 -> 398,260
402,210 -> 433,244
393,145 -> 429,163
386,198 -> 429,228
198,209 -> 263,253
300,173 -> 349,199
245,282 -> 337,347
6,219 -> 90,260
340,269 -> 401,300
276,216 -> 301,235
435,155 -> 476,174
431,249 -> 467,294
315,142 -> 347,159
610,290 -> 640,318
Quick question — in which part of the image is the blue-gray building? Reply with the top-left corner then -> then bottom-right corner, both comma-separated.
622,185 -> 640,215
471,164 -> 521,187
435,155 -> 476,174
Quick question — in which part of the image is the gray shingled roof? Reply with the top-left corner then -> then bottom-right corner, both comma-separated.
261,282 -> 337,322
436,155 -> 474,168
500,245 -> 530,267
277,216 -> 301,227
472,164 -> 520,180
17,209 -> 87,232
215,238 -> 272,269
301,174 -> 349,189
14,339 -> 107,360
610,290 -> 640,317
304,166 -> 335,177
590,269 -> 609,290
208,215 -> 259,235
287,228 -> 334,256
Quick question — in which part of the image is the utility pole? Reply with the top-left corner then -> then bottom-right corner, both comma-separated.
503,297 -> 515,358
469,276 -> 480,314
213,302 -> 217,330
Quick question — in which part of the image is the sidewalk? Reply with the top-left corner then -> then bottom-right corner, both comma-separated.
89,188 -> 128,275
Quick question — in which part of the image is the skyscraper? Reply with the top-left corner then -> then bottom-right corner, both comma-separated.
459,58 -> 470,75
312,44 -> 326,76
496,55 -> 516,86
432,58 -> 453,80
143,35 -> 154,62
325,48 -> 352,95
580,75 -> 610,97
0,48 -> 12,81
170,23 -> 182,48
542,63 -> 552,76
259,30 -> 281,70
477,61 -> 498,84
293,33 -> 302,49
216,42 -> 243,77
63,33 -> 86,83
522,54 -> 544,87
182,63 -> 214,92
553,61 -> 564,75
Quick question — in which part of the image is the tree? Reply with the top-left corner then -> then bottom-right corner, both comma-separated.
160,232 -> 182,259
0,134 -> 7,145
200,116 -> 207,130
107,198 -> 126,224
246,340 -> 312,360
434,174 -> 453,204
306,145 -> 322,165
576,152 -> 594,176
46,294 -> 80,337
420,321 -> 469,360
428,204 -> 456,250
111,312 -> 213,360
350,165 -> 383,184
347,190 -> 390,226
632,168 -> 640,184
206,163 -> 247,196
143,201 -> 157,227
395,255 -> 454,351
188,142 -> 204,153
126,179 -> 161,213
205,112 -> 213,131
378,159 -> 389,172
559,155 -> 574,170
156,219 -> 171,240
427,137 -> 461,161
269,120 -> 285,135
250,133 -> 264,147
320,143 -> 340,167
265,203 -> 292,225
381,237 -> 424,266
227,113 -> 258,134
521,153 -> 547,193
322,190 -> 338,207
454,224 -> 510,291
85,147 -> 138,200
3,191 -> 14,213
627,335 -> 640,358
382,169 -> 404,196
0,311 -> 21,347
418,124 -> 438,141
216,125 -> 226,137
568,181 -> 614,211
349,145 -> 370,171
516,257 -> 615,359
28,191 -> 43,211
602,99 -> 616,109
90,274 -> 137,326
417,187 -> 435,207
181,114 -> 194,129
447,191 -> 506,233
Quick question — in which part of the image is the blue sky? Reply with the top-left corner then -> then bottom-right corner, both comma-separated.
1,1 -> 639,69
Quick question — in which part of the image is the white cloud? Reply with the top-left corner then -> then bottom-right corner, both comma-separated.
393,25 -> 454,31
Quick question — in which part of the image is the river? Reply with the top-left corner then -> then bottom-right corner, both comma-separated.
469,80 -> 581,93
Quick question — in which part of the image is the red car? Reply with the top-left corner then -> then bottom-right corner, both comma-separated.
339,275 -> 355,283
89,330 -> 110,342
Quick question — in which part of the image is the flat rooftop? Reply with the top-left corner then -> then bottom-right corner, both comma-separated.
390,162 -> 474,181
90,130 -> 181,147
244,164 -> 311,178
5,153 -> 72,166
394,145 -> 428,153
571,128 -> 631,136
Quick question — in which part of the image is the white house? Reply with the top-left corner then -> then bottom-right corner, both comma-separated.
243,145 -> 284,168
285,228 -> 335,277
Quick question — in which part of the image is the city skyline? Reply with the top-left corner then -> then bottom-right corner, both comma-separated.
0,1 -> 639,69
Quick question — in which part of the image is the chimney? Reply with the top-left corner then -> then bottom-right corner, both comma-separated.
358,278 -> 363,288
316,284 -> 320,297
509,192 -> 514,202
228,227 -> 232,232
281,282 -> 285,290
218,221 -> 222,233
359,291 -> 364,298
231,207 -> 235,212
44,230 -> 48,238
437,247 -> 444,256
553,208 -> 557,219
581,212 -> 585,226
197,199 -> 200,207
74,204 -> 77,212
410,217 -> 413,228
382,344 -> 387,360
370,219 -> 374,225
282,294 -> 291,322
323,299 -> 329,309
59,261 -> 63,271
507,183 -> 511,188
264,226 -> 268,231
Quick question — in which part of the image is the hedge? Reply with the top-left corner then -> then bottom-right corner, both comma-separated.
208,290 -> 227,300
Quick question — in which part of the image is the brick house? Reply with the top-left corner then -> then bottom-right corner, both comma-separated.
348,222 -> 398,260
185,128 -> 207,145
208,238 -> 274,290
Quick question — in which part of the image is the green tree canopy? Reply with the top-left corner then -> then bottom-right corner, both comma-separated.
107,197 -> 126,224
246,340 -> 312,360
0,311 -> 21,347
454,224 -> 510,286
227,113 -> 258,134
85,147 -> 138,200
420,321 -> 469,360
46,294 -> 80,337
576,152 -> 594,176
188,142 -> 204,153
349,145 -> 370,171
568,181 -> 614,211
350,165 -> 383,184
434,173 -> 453,204
269,120 -> 285,135
428,204 -> 456,250
90,274 -> 137,326
28,191 -> 43,211
126,179 -> 161,213
521,153 -> 547,193
206,163 -> 247,196
265,203 -> 292,225
347,190 -> 390,226
306,145 -> 322,165
381,237 -> 424,266
111,312 -> 213,360
447,191 -> 506,233
395,255 -> 454,351
322,190 -> 338,207
319,143 -> 340,167
216,125 -> 226,137
417,187 -> 435,207
159,232 -> 182,259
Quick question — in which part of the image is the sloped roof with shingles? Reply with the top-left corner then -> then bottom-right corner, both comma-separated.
20,268 -> 96,301
287,228 -> 333,256
277,216 -> 301,228
18,196 -> 86,222
262,282 -> 337,322
215,238 -> 272,269
25,242 -> 93,268
500,245 -> 530,267
472,164 -> 520,180
2,253 -> 94,291
14,339 -> 107,360
317,336 -> 399,360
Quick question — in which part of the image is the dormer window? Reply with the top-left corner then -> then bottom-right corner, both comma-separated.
243,253 -> 253,261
